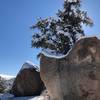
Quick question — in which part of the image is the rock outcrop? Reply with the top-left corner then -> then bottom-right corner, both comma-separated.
11,62 -> 45,97
0,75 -> 14,93
0,76 -> 5,93
40,37 -> 100,100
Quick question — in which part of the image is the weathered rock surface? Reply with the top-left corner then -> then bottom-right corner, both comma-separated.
40,37 -> 100,100
11,62 -> 45,97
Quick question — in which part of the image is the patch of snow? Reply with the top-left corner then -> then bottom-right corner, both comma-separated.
0,93 -> 46,100
20,61 -> 40,72
25,61 -> 38,68
86,34 -> 100,39
65,0 -> 79,2
78,35 -> 100,41
14,96 -> 45,100
75,34 -> 85,41
0,74 -> 15,80
41,48 -> 72,59
0,93 -> 14,99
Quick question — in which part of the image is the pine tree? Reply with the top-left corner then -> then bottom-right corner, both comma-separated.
31,0 -> 93,55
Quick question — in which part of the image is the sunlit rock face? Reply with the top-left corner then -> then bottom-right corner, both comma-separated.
40,37 -> 100,100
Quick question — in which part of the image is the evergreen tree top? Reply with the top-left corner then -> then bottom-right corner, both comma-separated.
31,0 -> 93,56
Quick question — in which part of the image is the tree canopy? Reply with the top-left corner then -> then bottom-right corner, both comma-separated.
31,0 -> 93,55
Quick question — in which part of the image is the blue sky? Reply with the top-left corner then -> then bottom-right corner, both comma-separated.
0,0 -> 100,75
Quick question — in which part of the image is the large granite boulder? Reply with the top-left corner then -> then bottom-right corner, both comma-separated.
11,61 -> 45,97
40,37 -> 100,100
